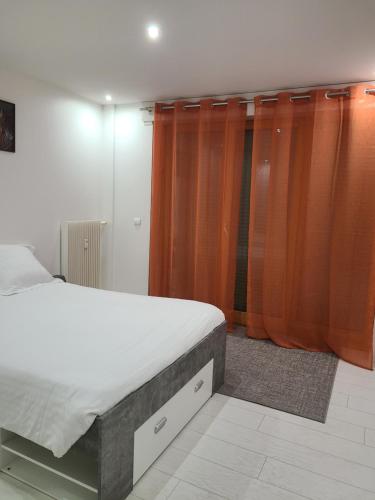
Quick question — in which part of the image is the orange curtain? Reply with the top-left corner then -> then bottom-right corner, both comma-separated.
149,98 -> 246,322
247,85 -> 375,369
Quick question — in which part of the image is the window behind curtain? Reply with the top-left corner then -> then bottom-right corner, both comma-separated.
234,120 -> 253,321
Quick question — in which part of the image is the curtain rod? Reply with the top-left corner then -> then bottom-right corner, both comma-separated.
141,88 -> 375,112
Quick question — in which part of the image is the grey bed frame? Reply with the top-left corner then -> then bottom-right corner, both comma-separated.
71,321 -> 227,500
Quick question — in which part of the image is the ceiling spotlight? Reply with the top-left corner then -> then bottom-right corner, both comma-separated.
147,24 -> 160,40
105,94 -> 112,102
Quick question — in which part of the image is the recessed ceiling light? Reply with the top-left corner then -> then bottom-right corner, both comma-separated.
147,24 -> 160,40
105,94 -> 112,102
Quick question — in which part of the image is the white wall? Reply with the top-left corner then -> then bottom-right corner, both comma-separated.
99,106 -> 116,290
0,73 -> 248,294
109,103 -> 255,294
109,104 -> 256,295
0,69 -> 153,291
0,69 -> 108,274
112,105 -> 153,295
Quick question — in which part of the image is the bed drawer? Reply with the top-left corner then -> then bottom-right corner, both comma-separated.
133,358 -> 213,483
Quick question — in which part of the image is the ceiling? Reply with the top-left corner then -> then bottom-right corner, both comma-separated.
1,0 -> 375,104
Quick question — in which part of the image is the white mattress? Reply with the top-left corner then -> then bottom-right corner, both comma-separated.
0,281 -> 224,457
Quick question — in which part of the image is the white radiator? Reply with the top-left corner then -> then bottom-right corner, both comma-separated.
61,220 -> 106,288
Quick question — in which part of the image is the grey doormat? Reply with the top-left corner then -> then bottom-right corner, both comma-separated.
218,329 -> 338,422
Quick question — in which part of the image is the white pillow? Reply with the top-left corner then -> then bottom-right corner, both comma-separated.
0,245 -> 53,295
0,242 -> 35,253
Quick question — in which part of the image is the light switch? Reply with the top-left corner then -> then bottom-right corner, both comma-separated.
133,217 -> 142,226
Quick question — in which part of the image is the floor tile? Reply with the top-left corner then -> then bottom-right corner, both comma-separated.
161,452 -> 306,500
337,372 -> 375,391
201,394 -> 230,414
259,415 -> 375,469
167,481 -> 227,500
336,362 -> 375,383
330,391 -> 349,407
349,395 -> 375,415
334,380 -> 375,403
153,446 -> 191,476
275,411 -> 364,443
328,404 -> 375,430
365,428 -> 375,448
199,414 -> 375,492
132,468 -> 178,500
213,393 -> 363,443
170,429 -> 265,477
186,412 -> 218,434
200,398 -> 264,430
158,452 -> 257,500
0,473 -> 51,500
239,477 -> 308,500
260,458 -> 375,500
172,426 -> 207,452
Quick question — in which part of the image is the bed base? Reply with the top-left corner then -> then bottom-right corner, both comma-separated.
0,322 -> 226,500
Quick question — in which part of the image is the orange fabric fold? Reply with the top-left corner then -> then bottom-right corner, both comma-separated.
149,99 -> 247,322
247,85 -> 375,369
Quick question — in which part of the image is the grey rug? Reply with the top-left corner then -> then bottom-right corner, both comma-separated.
218,329 -> 338,422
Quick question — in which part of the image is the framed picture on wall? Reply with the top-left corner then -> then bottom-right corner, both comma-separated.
0,99 -> 15,153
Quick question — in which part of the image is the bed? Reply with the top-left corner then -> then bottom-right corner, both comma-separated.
0,245 -> 226,500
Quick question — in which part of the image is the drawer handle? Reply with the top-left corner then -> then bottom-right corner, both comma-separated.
154,416 -> 167,434
194,379 -> 204,393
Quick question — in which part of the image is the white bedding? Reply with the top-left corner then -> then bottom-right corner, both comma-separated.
0,281 -> 224,457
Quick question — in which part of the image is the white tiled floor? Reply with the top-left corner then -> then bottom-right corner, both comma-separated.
2,358 -> 375,500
